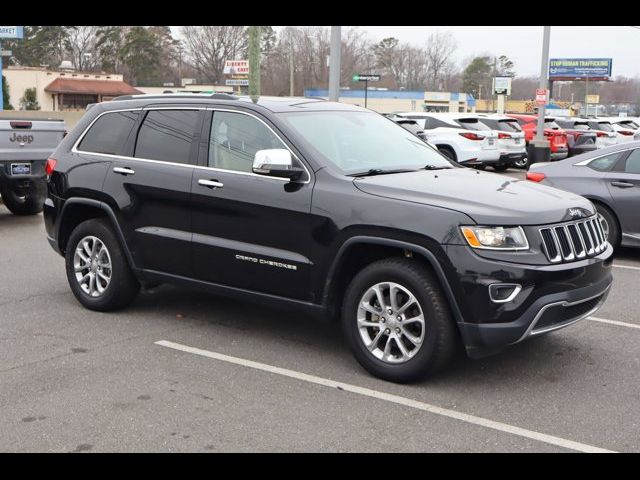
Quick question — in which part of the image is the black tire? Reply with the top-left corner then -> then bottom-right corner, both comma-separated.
65,218 -> 140,311
0,179 -> 45,215
492,165 -> 509,172
514,157 -> 529,169
594,203 -> 621,250
438,146 -> 457,162
341,258 -> 458,383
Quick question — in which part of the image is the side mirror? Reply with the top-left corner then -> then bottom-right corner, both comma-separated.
253,149 -> 304,181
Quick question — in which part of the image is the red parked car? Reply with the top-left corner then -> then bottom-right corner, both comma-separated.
506,114 -> 569,167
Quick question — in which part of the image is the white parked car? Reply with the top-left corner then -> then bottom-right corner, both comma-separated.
596,116 -> 637,143
476,114 -> 527,170
555,117 -> 617,149
395,112 -> 500,168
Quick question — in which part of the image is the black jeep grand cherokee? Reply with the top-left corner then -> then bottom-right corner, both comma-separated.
44,94 -> 613,382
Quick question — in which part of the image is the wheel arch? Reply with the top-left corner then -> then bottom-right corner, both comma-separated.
58,198 -> 136,270
322,236 -> 464,326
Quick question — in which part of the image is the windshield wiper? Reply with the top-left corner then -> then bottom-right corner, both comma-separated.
349,168 -> 416,177
423,164 -> 453,171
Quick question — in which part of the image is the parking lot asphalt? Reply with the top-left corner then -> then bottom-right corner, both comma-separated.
1,185 -> 639,452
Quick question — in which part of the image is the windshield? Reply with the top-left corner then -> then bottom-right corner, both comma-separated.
544,119 -> 561,130
456,118 -> 491,131
496,119 -> 522,132
279,111 -> 454,174
594,122 -> 614,132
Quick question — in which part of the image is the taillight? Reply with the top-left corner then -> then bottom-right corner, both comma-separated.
596,131 -> 607,137
45,158 -> 57,177
543,131 -> 552,137
459,132 -> 484,141
526,172 -> 546,182
498,132 -> 512,139
619,130 -> 633,136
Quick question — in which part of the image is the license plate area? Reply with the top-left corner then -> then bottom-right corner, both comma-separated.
11,163 -> 31,175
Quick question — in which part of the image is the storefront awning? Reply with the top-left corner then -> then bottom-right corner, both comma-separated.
45,78 -> 142,96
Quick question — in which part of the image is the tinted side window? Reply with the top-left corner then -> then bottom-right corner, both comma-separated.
78,110 -> 139,155
587,152 -> 625,172
135,110 -> 200,164
208,111 -> 288,173
624,149 -> 640,174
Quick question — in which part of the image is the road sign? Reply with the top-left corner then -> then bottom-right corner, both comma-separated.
585,94 -> 600,104
0,26 -> 23,39
223,60 -> 249,75
493,76 -> 512,95
225,79 -> 249,86
548,58 -> 612,81
352,74 -> 380,82
535,88 -> 549,106
0,50 -> 12,56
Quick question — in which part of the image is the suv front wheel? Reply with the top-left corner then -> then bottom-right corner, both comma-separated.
65,218 -> 140,311
341,258 -> 457,383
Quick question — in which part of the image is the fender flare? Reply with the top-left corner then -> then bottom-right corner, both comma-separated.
322,236 -> 464,324
58,198 -> 137,270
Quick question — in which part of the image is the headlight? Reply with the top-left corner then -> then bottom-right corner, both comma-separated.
460,226 -> 529,250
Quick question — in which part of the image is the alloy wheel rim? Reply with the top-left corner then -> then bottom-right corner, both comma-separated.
73,236 -> 112,297
357,282 -> 425,364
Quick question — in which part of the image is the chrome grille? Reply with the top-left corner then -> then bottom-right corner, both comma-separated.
540,215 -> 608,263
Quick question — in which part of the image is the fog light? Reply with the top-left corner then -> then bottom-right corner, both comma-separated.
489,283 -> 522,303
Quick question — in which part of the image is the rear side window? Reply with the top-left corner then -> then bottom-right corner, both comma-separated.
586,152 -> 625,172
135,110 -> 200,164
78,110 -> 139,155
624,149 -> 640,174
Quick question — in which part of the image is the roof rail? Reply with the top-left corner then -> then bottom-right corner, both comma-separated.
111,92 -> 239,102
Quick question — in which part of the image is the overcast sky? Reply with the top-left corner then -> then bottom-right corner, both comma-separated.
170,26 -> 640,78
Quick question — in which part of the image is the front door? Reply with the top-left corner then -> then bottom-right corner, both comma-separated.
190,109 -> 314,301
606,148 -> 640,241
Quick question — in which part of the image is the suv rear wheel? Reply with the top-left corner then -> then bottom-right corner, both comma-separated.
65,218 -> 140,311
0,180 -> 46,216
341,258 -> 457,383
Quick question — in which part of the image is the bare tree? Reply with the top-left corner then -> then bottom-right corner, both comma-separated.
425,32 -> 457,90
65,26 -> 101,71
181,26 -> 248,84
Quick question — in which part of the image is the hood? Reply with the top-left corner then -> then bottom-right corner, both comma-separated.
353,168 -> 594,225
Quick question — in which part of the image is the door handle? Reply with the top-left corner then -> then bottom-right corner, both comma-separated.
610,181 -> 634,188
113,167 -> 135,176
198,179 -> 224,189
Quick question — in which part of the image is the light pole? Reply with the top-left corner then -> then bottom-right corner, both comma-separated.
328,26 -> 341,102
529,26 -> 551,169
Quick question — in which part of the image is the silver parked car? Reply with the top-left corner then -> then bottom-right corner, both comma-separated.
527,142 -> 640,249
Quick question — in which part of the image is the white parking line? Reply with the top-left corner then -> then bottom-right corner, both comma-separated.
613,263 -> 640,271
589,317 -> 640,330
155,339 -> 616,453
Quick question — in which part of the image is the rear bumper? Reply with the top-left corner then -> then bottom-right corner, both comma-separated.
550,149 -> 568,161
0,160 -> 46,187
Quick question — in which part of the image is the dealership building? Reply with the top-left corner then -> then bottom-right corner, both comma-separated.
3,66 -> 141,111
304,89 -> 477,113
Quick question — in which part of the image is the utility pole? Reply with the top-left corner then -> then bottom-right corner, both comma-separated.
529,26 -> 551,169
289,38 -> 294,96
328,26 -> 341,102
585,73 -> 589,116
248,26 -> 261,99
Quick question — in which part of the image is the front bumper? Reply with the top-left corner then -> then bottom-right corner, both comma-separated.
442,244 -> 613,357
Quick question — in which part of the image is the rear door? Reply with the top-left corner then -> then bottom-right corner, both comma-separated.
101,107 -> 204,277
606,148 -> 640,239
